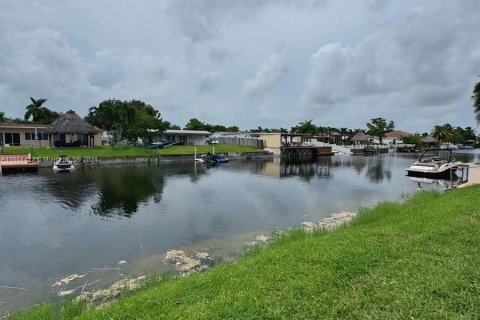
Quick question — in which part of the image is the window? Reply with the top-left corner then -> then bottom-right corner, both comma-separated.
5,133 -> 20,146
25,132 -> 32,140
39,132 -> 48,140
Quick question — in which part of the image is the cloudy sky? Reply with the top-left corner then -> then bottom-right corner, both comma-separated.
1,0 -> 479,132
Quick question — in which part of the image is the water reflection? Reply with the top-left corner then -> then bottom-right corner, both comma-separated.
256,157 -> 332,181
38,168 -> 97,209
365,157 -> 392,182
91,167 -> 165,217
3,152 -> 479,315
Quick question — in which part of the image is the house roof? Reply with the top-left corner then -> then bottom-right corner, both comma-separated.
47,110 -> 98,135
351,132 -> 372,142
421,135 -> 438,143
165,129 -> 211,135
385,130 -> 413,138
0,122 -> 48,129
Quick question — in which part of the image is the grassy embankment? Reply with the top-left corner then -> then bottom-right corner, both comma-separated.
0,145 -> 261,159
10,186 -> 480,319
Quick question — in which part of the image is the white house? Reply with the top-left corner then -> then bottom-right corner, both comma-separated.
163,129 -> 211,145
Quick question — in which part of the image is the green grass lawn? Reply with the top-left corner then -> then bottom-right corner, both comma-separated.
9,186 -> 480,319
0,145 -> 261,159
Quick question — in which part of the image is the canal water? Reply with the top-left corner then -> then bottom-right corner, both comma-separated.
0,151 -> 478,313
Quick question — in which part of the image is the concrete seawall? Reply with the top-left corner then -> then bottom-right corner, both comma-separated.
38,152 -> 274,168
458,163 -> 480,188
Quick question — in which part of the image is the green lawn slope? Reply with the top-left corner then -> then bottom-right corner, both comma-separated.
10,186 -> 480,319
1,145 -> 261,159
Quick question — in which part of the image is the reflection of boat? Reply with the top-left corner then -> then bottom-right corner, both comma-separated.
201,153 -> 229,163
405,149 -> 460,179
53,155 -> 74,172
410,177 -> 452,190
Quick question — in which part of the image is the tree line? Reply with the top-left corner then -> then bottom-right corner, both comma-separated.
0,78 -> 479,146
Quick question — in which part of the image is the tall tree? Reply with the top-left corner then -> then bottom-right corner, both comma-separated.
294,119 -> 317,134
0,111 -> 5,122
24,97 -> 59,124
87,99 -> 166,145
473,81 -> 480,124
431,124 -> 457,143
366,117 -> 395,144
184,118 -> 207,131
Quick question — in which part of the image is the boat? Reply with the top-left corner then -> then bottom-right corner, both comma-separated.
440,143 -> 458,150
201,152 -> 229,163
405,149 -> 460,179
53,155 -> 75,172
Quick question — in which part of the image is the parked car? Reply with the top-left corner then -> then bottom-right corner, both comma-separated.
148,139 -> 171,149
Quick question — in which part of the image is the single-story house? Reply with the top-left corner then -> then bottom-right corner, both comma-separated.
0,111 -> 102,148
0,123 -> 49,147
163,129 -> 211,145
47,110 -> 102,147
382,130 -> 413,144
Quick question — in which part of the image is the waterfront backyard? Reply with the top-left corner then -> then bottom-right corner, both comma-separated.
0,145 -> 261,159
2,150 -> 480,318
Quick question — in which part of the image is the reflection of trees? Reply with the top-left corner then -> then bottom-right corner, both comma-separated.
365,158 -> 392,182
91,167 -> 165,217
39,168 -> 97,209
351,157 -> 367,175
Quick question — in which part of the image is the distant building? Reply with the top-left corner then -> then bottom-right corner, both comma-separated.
163,129 -> 211,145
383,130 -> 413,144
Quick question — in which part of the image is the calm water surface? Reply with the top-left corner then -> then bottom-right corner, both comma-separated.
0,151 -> 478,313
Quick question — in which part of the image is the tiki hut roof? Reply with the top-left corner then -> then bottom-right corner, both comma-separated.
421,135 -> 437,143
385,130 -> 412,138
351,132 -> 372,142
47,110 -> 98,135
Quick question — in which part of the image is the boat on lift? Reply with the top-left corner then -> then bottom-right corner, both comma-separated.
405,149 -> 460,179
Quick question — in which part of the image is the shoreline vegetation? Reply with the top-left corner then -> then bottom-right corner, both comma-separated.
0,145 -> 263,160
8,186 -> 480,319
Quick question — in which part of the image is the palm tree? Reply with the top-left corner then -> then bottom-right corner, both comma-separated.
432,124 -> 457,143
24,97 -> 58,124
473,81 -> 480,124
25,97 -> 48,121
295,120 -> 317,134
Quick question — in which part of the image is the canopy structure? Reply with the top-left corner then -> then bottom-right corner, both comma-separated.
47,110 -> 98,135
351,132 -> 372,143
47,110 -> 100,147
421,135 -> 438,144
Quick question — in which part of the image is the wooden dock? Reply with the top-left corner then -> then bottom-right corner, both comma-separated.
0,154 -> 39,174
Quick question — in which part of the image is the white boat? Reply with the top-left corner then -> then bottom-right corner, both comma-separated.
405,149 -> 460,179
440,143 -> 458,150
53,155 -> 75,172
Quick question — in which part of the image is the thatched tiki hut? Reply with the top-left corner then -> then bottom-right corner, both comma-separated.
351,132 -> 373,144
420,135 -> 438,147
47,110 -> 102,147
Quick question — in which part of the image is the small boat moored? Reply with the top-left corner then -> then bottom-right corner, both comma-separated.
53,155 -> 75,172
201,152 -> 229,163
405,149 -> 460,179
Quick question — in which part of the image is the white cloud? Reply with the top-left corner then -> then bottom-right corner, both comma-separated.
243,54 -> 290,97
0,0 -> 479,132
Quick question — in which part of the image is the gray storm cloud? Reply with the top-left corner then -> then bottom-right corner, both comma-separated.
0,0 -> 479,131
